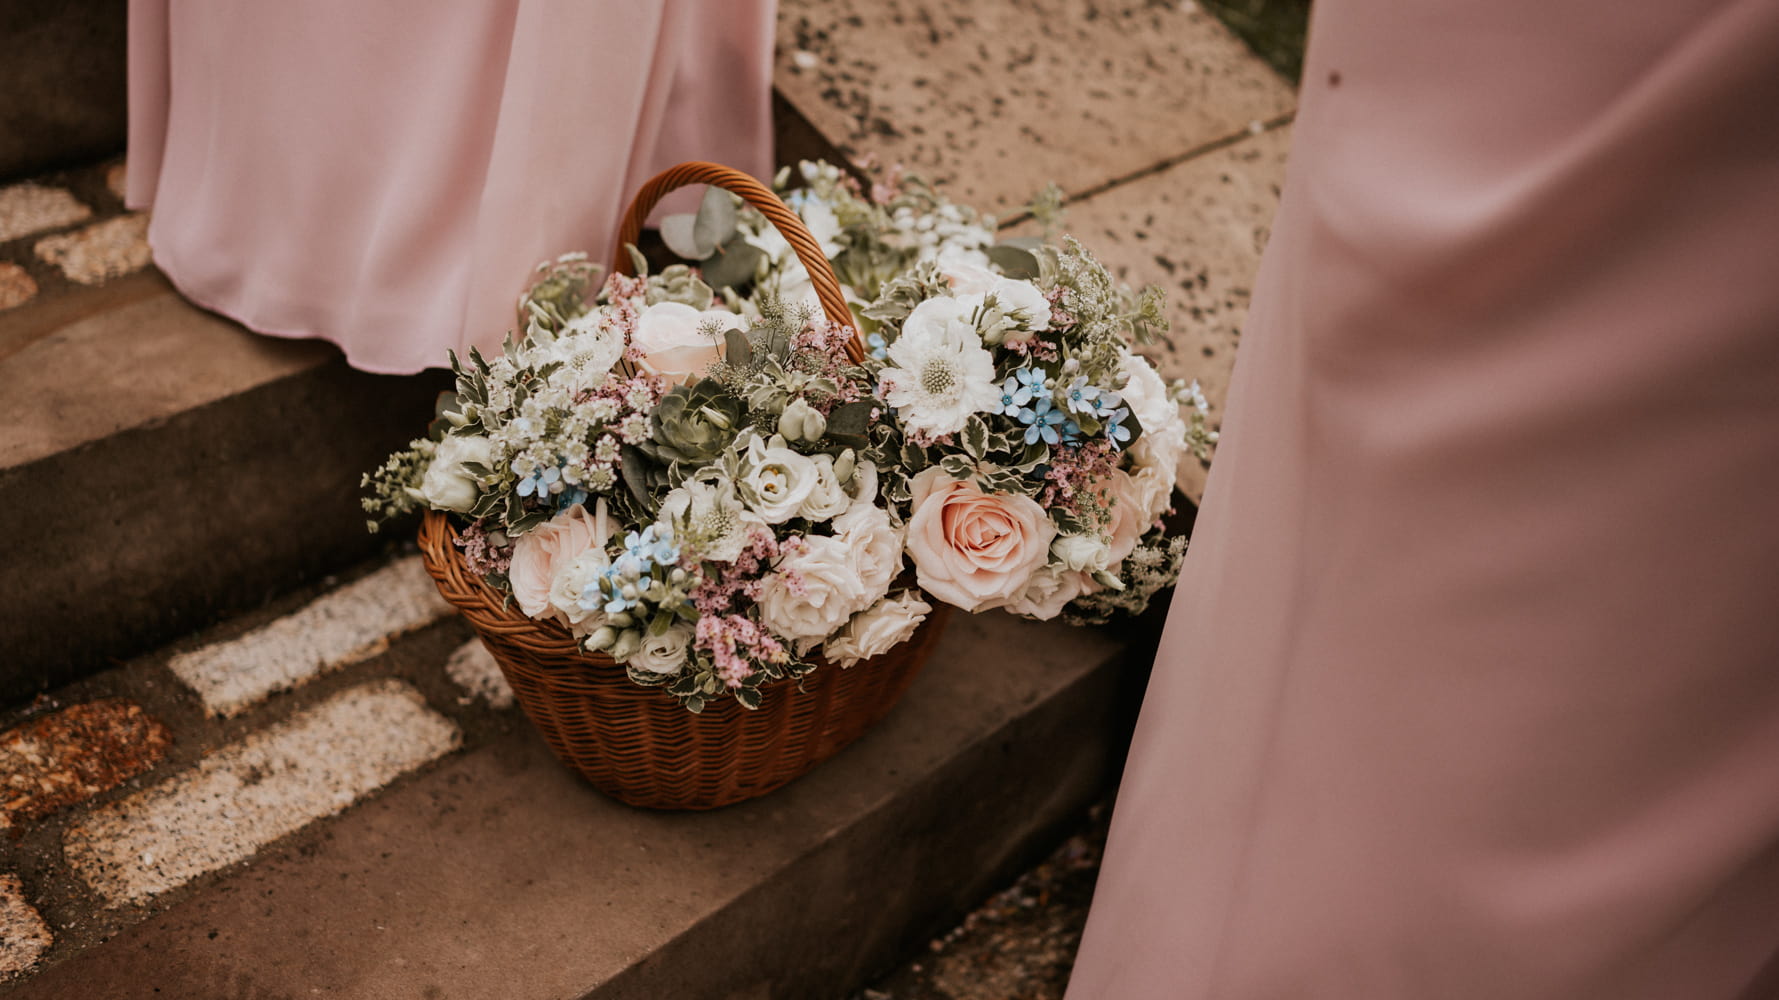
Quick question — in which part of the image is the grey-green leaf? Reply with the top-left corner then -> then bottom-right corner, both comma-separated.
723,328 -> 754,367
700,235 -> 766,289
692,186 -> 739,255
988,243 -> 1042,279
660,213 -> 710,260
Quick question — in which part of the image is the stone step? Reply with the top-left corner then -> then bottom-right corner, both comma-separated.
0,544 -> 1164,999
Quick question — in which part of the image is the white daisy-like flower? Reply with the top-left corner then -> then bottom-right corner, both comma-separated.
880,297 -> 1000,438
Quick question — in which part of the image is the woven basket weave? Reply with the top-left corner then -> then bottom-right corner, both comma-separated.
417,162 -> 947,810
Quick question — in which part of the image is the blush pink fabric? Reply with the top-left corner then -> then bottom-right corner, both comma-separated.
125,1 -> 776,374
1066,1 -> 1779,997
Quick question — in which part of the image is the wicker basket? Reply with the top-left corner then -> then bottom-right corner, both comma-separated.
417,162 -> 949,810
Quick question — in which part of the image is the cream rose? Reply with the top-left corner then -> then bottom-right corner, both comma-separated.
799,453 -> 854,522
1100,468 -> 1155,564
632,301 -> 743,384
1051,532 -> 1113,575
419,434 -> 493,513
508,503 -> 612,620
834,500 -> 905,604
1004,564 -> 1094,620
738,434 -> 820,524
1120,352 -> 1188,475
758,535 -> 869,643
625,624 -> 693,675
905,468 -> 1057,613
823,591 -> 933,668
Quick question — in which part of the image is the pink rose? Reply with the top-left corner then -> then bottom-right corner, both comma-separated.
632,302 -> 743,384
1102,468 -> 1152,565
507,504 -> 613,620
905,468 -> 1057,613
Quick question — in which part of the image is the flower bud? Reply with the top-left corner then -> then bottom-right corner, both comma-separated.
609,629 -> 643,661
833,448 -> 857,483
586,626 -> 618,651
780,397 -> 827,442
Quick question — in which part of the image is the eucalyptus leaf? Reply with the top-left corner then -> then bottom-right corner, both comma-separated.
660,213 -> 709,260
723,328 -> 754,368
692,186 -> 739,254
987,243 -> 1042,279
625,243 -> 650,278
700,235 -> 765,289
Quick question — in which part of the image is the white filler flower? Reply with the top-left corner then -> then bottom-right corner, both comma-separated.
880,297 -> 1000,438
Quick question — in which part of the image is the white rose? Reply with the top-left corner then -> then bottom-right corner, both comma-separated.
1004,564 -> 1094,621
624,624 -> 693,675
758,535 -> 869,643
632,301 -> 743,384
799,453 -> 854,522
1119,352 -> 1188,472
942,262 -> 1050,332
419,434 -> 494,512
548,549 -> 612,634
822,591 -> 933,668
509,501 -> 613,620
1051,533 -> 1112,574
834,501 -> 905,603
738,434 -> 820,524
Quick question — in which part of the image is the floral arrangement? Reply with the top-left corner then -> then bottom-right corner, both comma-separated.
366,162 -> 1215,711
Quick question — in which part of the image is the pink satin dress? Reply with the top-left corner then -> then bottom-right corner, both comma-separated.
1067,1 -> 1779,996
126,1 -> 776,374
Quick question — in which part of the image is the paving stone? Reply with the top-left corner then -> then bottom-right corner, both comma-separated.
443,639 -> 515,710
1008,125 -> 1292,501
168,556 -> 454,717
0,263 -> 36,311
0,184 -> 91,243
63,680 -> 460,908
33,214 -> 151,286
776,0 -> 1295,215
0,874 -> 53,980
0,700 -> 173,832
105,162 -> 128,202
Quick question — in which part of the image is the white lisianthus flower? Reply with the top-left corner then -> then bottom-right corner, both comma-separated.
632,301 -> 743,384
880,297 -> 1001,438
1051,532 -> 1113,575
1004,564 -> 1094,620
844,458 -> 879,505
659,476 -> 766,563
797,196 -> 844,258
758,535 -> 870,643
799,454 -> 854,522
822,591 -> 933,668
623,623 -> 694,675
419,433 -> 494,512
942,261 -> 1051,333
737,434 -> 821,524
1120,351 -> 1187,475
833,500 -> 905,604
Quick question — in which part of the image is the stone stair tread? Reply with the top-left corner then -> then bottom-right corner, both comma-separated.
9,611 -> 1137,1000
1,268 -> 335,470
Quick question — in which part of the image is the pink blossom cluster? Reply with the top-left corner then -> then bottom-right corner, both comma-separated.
455,521 -> 512,577
793,318 -> 873,408
688,526 -> 797,686
695,614 -> 790,688
1040,438 -> 1120,521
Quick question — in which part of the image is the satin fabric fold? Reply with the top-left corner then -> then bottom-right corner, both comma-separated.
1067,2 -> 1779,997
127,0 -> 775,374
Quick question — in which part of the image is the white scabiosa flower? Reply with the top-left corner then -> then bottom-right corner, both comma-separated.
879,297 -> 1001,438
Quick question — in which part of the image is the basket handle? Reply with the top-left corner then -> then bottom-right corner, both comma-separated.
612,161 -> 864,364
